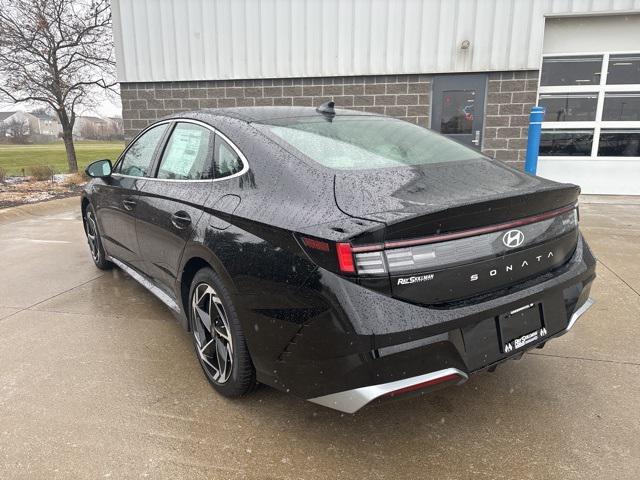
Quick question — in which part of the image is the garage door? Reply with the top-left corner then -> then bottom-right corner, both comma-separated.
537,15 -> 640,195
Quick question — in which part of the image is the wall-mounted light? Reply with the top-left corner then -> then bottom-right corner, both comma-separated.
460,40 -> 471,50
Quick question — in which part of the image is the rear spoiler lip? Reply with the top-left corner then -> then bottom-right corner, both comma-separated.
351,203 -> 577,253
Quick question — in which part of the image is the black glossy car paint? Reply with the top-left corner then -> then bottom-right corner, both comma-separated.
82,107 -> 596,410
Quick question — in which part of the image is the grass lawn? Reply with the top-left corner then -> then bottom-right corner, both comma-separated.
0,141 -> 125,176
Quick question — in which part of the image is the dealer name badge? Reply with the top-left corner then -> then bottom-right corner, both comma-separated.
504,327 -> 548,353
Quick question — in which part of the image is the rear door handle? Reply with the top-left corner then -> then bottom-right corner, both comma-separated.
122,198 -> 137,211
171,211 -> 191,229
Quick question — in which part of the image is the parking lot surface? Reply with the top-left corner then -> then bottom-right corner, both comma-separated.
1,196 -> 639,479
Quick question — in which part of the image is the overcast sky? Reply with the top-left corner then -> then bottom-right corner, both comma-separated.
0,88 -> 122,118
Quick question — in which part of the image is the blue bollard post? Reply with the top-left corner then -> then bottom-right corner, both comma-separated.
524,106 -> 545,175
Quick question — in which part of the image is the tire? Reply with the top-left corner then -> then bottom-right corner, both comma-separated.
188,267 -> 257,397
83,204 -> 112,270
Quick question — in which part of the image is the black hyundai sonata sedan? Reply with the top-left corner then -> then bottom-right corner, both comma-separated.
81,105 -> 595,413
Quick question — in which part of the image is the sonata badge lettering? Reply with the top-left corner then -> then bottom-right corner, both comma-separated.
470,251 -> 555,282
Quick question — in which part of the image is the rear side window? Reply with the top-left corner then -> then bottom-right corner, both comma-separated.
215,135 -> 244,178
118,123 -> 168,177
157,123 -> 215,180
257,116 -> 483,170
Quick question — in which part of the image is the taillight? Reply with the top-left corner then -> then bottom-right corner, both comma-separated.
353,250 -> 386,274
299,236 -> 387,276
336,243 -> 355,273
299,236 -> 359,275
301,236 -> 330,252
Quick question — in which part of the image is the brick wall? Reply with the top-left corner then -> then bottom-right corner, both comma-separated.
120,74 -> 431,137
120,70 -> 539,169
483,71 -> 539,169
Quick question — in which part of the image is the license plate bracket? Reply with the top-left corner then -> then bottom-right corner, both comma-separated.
498,303 -> 547,353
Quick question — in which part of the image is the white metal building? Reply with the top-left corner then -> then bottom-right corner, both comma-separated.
113,0 -> 640,194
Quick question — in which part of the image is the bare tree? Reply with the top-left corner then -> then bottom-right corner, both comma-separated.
0,0 -> 115,172
30,105 -> 54,117
5,117 -> 30,144
79,119 -> 100,140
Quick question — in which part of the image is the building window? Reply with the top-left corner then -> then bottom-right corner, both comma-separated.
540,130 -> 594,156
602,93 -> 640,121
538,93 -> 598,122
598,129 -> 640,156
540,56 -> 602,86
607,54 -> 640,85
439,90 -> 475,134
539,52 -> 640,159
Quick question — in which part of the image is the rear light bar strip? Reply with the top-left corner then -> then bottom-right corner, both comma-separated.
351,203 -> 577,253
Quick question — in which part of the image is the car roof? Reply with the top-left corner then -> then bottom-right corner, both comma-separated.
165,106 -> 378,124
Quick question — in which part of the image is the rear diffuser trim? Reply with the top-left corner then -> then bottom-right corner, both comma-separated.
566,297 -> 595,331
307,367 -> 468,413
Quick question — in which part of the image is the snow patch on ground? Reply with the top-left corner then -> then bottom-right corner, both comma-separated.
0,174 -> 86,209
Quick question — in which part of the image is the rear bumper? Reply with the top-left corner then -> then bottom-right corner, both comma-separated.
309,368 -> 468,414
566,297 -> 595,331
248,232 -> 596,412
308,297 -> 594,413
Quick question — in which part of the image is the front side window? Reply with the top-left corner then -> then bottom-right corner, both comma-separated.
118,124 -> 168,177
258,116 -> 483,170
157,123 -> 214,180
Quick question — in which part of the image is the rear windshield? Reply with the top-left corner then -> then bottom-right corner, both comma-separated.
256,115 -> 484,170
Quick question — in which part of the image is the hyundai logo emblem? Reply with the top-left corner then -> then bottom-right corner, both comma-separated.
502,229 -> 525,248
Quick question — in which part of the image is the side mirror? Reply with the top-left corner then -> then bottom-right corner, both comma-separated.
85,159 -> 112,178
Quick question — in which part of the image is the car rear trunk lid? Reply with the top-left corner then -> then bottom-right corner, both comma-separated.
335,159 -> 581,304
334,158 -> 580,240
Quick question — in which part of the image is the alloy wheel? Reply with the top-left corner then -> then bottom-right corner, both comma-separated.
85,210 -> 99,261
191,283 -> 234,384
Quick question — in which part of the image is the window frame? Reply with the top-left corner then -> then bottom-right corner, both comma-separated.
112,118 -> 250,182
112,123 -> 171,177
538,51 -> 640,161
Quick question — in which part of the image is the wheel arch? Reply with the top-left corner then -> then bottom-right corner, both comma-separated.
177,244 -> 237,331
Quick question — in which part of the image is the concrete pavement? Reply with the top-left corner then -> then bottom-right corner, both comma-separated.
0,196 -> 639,479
